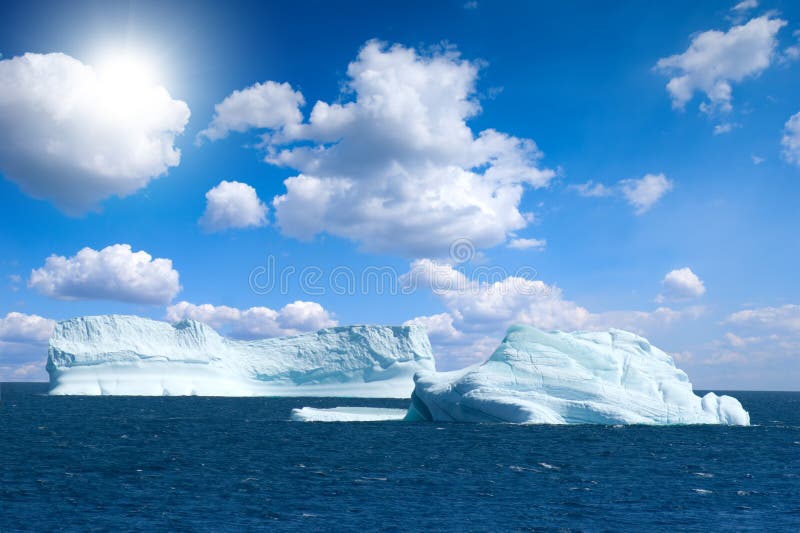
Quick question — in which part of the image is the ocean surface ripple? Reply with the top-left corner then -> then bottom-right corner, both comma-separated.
1,384 -> 799,531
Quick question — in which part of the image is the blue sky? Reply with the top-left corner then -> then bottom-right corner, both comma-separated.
1,0 -> 799,388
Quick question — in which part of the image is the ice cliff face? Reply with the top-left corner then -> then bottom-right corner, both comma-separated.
47,315 -> 435,397
406,325 -> 750,425
47,317 -> 751,425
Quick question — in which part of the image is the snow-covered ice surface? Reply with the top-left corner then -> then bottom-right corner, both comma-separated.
406,325 -> 750,425
290,407 -> 408,422
47,315 -> 435,397
47,317 -> 751,425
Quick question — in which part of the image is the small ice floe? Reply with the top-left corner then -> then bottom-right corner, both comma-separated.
693,489 -> 713,495
290,407 -> 407,422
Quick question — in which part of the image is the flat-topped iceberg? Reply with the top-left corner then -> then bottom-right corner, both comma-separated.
47,315 -> 435,397
291,407 -> 408,422
406,325 -> 750,426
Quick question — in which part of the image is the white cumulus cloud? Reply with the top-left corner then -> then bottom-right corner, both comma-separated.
199,180 -> 268,232
782,111 -> 800,165
656,16 -> 786,114
29,244 -> 181,304
402,259 -> 591,334
202,40 -> 555,257
165,300 -> 337,339
657,267 -> 707,302
0,52 -> 190,214
620,173 -> 674,214
403,259 -> 703,369
403,312 -> 463,344
0,312 -> 55,381
198,81 -> 304,142
0,312 -> 55,343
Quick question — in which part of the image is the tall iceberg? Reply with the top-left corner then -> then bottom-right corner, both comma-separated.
47,315 -> 435,397
406,325 -> 750,425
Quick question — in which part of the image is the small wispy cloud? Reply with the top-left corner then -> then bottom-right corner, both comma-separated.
731,0 -> 758,12
572,174 -> 673,215
569,181 -> 613,198
507,238 -> 547,251
779,30 -> 800,64
713,122 -> 739,135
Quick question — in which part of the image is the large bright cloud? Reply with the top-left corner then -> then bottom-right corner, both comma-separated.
165,300 -> 337,339
0,52 -> 190,214
656,16 -> 786,114
199,180 -> 268,232
29,244 -> 181,304
202,40 -> 555,257
0,312 -> 55,381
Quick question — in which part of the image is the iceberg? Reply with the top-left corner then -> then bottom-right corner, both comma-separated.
47,315 -> 435,397
406,325 -> 750,425
290,407 -> 408,422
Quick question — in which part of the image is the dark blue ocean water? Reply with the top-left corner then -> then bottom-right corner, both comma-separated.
1,384 -> 799,532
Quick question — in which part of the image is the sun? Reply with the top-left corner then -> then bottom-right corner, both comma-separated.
89,47 -> 170,117
95,50 -> 160,91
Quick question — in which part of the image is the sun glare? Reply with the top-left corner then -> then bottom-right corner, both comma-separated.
95,51 -> 160,91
